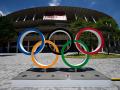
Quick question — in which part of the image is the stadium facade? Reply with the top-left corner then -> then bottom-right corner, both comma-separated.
0,6 -> 119,53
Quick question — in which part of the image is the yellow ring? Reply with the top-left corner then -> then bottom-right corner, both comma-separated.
31,40 -> 59,69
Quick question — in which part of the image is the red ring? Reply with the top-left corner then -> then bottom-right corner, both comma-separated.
75,27 -> 104,55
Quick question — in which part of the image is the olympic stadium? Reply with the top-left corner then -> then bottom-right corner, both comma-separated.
0,6 -> 119,53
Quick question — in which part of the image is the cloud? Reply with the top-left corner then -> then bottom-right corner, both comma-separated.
49,0 -> 61,6
0,10 -> 10,16
0,10 -> 4,16
91,1 -> 96,5
89,1 -> 96,7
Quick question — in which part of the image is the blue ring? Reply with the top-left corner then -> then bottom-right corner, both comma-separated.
17,28 -> 45,55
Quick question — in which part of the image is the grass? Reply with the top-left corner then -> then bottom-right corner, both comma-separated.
65,53 -> 120,59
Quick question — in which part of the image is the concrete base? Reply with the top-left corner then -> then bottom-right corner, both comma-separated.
11,67 -> 112,87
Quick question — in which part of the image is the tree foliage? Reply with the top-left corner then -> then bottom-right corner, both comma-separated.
70,17 -> 120,53
0,16 -> 17,43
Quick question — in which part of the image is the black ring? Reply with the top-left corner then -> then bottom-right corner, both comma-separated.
47,28 -> 74,55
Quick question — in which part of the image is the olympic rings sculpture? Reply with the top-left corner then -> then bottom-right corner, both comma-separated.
17,28 -> 45,55
17,27 -> 104,69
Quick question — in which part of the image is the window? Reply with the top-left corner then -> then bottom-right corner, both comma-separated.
17,16 -> 25,21
35,14 -> 42,20
26,15 -> 34,21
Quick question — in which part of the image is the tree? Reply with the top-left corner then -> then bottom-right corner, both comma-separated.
0,16 -> 17,43
70,17 -> 120,55
95,17 -> 120,54
70,17 -> 96,54
70,17 -> 95,31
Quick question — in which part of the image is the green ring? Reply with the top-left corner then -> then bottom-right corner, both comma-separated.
61,40 -> 90,69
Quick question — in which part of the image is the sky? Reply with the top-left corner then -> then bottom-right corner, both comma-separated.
0,0 -> 120,27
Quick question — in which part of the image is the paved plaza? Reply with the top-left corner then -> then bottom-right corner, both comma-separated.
0,53 -> 120,90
